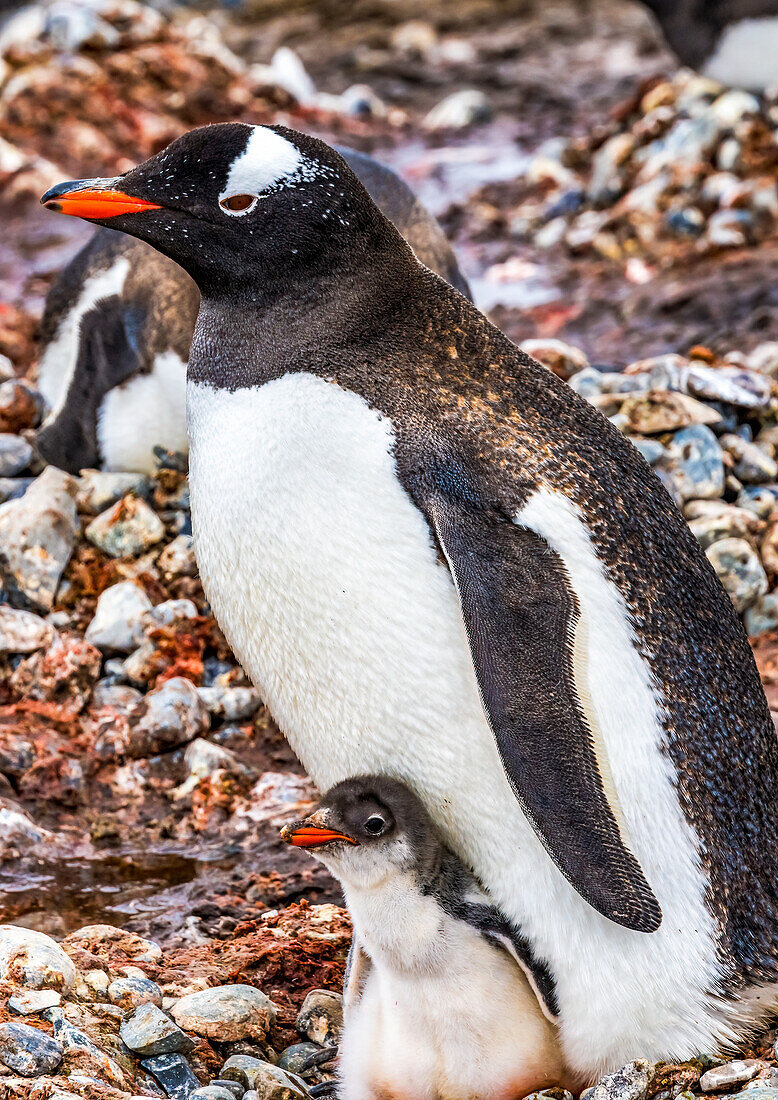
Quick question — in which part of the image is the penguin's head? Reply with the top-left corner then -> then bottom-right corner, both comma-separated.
40,123 -> 399,298
281,775 -> 439,889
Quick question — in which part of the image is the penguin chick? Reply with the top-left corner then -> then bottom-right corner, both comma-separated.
282,776 -> 570,1100
34,146 -> 470,475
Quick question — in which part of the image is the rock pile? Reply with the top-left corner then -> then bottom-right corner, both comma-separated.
504,71 -> 778,265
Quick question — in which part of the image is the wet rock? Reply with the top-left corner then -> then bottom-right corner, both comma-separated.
121,1002 -> 195,1056
85,494 -> 165,558
192,1088 -> 240,1100
142,1050 -> 201,1099
0,1019 -> 63,1076
277,1043 -> 323,1077
172,984 -> 277,1042
0,432 -> 32,476
744,592 -> 778,636
655,425 -> 725,506
0,605 -> 53,653
210,1081 -> 245,1099
9,989 -> 61,1014
84,581 -> 153,652
296,990 -> 342,1045
586,1060 -> 654,1100
0,466 -> 78,612
76,470 -> 150,515
423,88 -> 491,131
0,926 -> 76,991
108,974 -> 163,1010
706,538 -> 768,612
700,1059 -> 762,1091
198,686 -> 262,722
520,339 -> 589,380
127,677 -> 210,759
721,435 -> 778,484
159,533 -> 197,578
0,801 -> 51,855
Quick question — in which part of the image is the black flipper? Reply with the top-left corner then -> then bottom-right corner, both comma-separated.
421,488 -> 661,933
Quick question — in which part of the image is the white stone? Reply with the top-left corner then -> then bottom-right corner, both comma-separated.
85,581 -> 153,652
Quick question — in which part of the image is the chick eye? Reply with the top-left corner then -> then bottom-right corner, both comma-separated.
220,193 -> 258,215
364,815 -> 386,836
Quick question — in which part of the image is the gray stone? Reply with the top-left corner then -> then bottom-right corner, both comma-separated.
277,1043 -> 322,1077
172,985 -> 277,1042
85,581 -> 154,652
85,494 -> 165,558
721,435 -> 778,484
222,1056 -> 307,1097
198,686 -> 262,722
700,1059 -> 762,1092
141,1051 -> 200,1100
45,1006 -> 126,1086
586,1060 -> 654,1100
109,975 -> 163,1010
687,506 -> 759,549
423,88 -> 491,130
77,470 -> 150,515
0,477 -> 33,504
0,433 -> 32,476
191,1089 -> 239,1100
0,605 -> 54,653
0,467 -> 78,612
0,1019 -> 63,1076
629,437 -> 665,466
0,925 -> 76,991
127,677 -> 210,759
142,598 -> 198,630
9,989 -> 61,1015
568,367 -> 605,398
121,1002 -> 194,1057
744,592 -> 778,636
737,485 -> 778,518
159,534 -> 197,578
706,538 -> 768,612
296,989 -> 342,1045
655,425 -> 725,506
210,1081 -> 245,1099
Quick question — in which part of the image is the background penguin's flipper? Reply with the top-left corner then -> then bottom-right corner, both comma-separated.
425,492 -> 662,934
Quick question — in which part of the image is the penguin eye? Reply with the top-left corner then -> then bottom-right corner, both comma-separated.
219,193 -> 258,216
364,815 -> 387,836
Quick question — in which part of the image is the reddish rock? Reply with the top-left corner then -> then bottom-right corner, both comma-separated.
11,634 -> 101,714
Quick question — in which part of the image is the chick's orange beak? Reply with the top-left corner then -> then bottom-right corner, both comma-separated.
281,820 -> 357,849
41,178 -> 162,220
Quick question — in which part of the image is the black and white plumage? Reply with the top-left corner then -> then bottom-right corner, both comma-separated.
636,0 -> 778,90
42,122 -> 778,1080
35,145 -> 470,475
282,776 -> 570,1100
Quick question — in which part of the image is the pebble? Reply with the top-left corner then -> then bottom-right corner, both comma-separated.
655,425 -> 725,506
158,533 -> 197,578
520,338 -> 589,380
706,538 -> 768,612
0,605 -> 54,653
620,391 -> 720,434
423,88 -> 491,130
121,1002 -> 195,1057
46,1006 -> 126,1086
222,1055 -> 308,1096
191,1088 -> 240,1100
9,988 -> 61,1014
721,435 -> 778,484
277,1042 -> 323,1077
85,581 -> 154,652
296,990 -> 342,1045
0,925 -> 77,991
687,506 -> 759,549
62,923 -> 162,964
142,1051 -> 201,1100
76,470 -> 150,514
172,984 -> 277,1042
586,1060 -> 654,1100
85,494 -> 165,558
0,466 -> 78,612
0,431 -> 32,475
700,1059 -> 763,1091
0,1019 -> 63,1076
198,685 -> 262,721
126,676 -> 210,758
108,975 -> 163,1010
0,475 -> 33,503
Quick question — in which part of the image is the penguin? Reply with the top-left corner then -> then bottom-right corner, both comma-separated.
34,145 -> 470,475
41,122 -> 778,1080
281,775 -> 570,1100
635,0 -> 778,91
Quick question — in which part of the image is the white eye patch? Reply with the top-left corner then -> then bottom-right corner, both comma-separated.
218,126 -> 313,215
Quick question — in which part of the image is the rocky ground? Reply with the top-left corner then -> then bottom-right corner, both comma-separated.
3,0 -> 778,1097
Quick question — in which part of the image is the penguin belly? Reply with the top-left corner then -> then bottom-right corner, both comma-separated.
339,907 -> 564,1100
702,18 -> 778,91
97,350 -> 188,472
187,371 -> 728,1077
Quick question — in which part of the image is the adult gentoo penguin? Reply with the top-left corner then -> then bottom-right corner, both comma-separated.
42,123 -> 778,1079
635,0 -> 778,91
282,775 -> 570,1100
35,146 -> 470,475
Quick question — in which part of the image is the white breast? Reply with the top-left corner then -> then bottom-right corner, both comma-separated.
702,18 -> 778,92
187,371 -> 731,1075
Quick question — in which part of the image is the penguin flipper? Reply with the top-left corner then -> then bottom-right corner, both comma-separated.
343,935 -> 371,1018
424,491 -> 662,934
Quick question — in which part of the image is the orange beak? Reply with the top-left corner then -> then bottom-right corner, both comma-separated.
281,821 -> 357,849
41,178 -> 162,220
